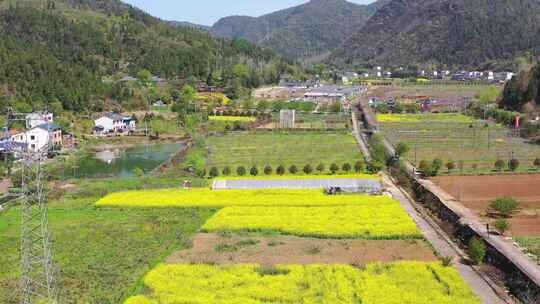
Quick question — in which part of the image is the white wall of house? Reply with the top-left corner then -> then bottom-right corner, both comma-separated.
11,128 -> 49,152
95,117 -> 115,133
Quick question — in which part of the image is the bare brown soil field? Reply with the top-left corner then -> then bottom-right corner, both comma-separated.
167,233 -> 437,265
433,174 -> 540,236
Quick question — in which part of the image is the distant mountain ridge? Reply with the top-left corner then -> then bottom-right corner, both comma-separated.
168,21 -> 209,31
210,0 -> 390,60
330,0 -> 540,69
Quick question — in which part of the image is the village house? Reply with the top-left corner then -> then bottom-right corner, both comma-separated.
26,112 -> 54,129
11,123 -> 62,152
93,113 -> 137,136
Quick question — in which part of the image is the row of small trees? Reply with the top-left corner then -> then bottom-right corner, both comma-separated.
208,161 -> 365,178
418,158 -> 540,176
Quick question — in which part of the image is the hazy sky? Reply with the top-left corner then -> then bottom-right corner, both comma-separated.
122,0 -> 377,26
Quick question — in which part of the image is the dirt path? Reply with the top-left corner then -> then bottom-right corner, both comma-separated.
168,233 -> 436,265
382,174 -> 509,304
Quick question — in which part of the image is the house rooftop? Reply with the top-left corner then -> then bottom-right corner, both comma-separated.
103,113 -> 124,121
35,123 -> 62,131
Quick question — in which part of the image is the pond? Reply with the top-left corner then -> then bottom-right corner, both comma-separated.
63,143 -> 183,178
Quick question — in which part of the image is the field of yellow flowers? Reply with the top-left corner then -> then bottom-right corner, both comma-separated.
125,262 -> 480,304
96,188 -> 391,208
377,113 -> 474,123
208,116 -> 256,122
202,205 -> 422,239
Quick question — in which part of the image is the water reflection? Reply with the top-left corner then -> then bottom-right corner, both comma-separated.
66,143 -> 183,178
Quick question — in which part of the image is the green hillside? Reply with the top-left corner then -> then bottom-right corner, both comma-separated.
0,0 -> 290,112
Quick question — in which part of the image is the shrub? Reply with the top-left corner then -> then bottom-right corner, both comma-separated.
276,165 -> 285,176
432,159 -> 443,173
468,237 -> 486,265
222,166 -> 231,176
133,167 -> 145,177
419,160 -> 432,177
494,159 -> 506,172
264,165 -> 272,175
342,163 -> 352,173
209,167 -> 220,178
367,161 -> 384,173
396,142 -> 410,157
303,164 -> 313,175
493,219 -> 511,235
330,163 -> 339,174
316,163 -> 325,173
441,256 -> 453,267
488,197 -> 520,217
354,161 -> 365,173
508,159 -> 520,171
534,158 -> 540,170
237,166 -> 246,176
446,161 -> 456,172
250,166 -> 259,176
289,165 -> 298,175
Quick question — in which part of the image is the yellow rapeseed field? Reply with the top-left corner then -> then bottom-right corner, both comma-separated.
208,116 -> 256,122
377,113 -> 475,123
96,189 -> 393,208
125,262 -> 480,304
201,204 -> 422,239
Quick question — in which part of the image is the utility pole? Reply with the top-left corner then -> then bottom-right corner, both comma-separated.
5,109 -> 58,304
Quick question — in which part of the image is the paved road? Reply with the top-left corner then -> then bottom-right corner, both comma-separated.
382,174 -> 508,304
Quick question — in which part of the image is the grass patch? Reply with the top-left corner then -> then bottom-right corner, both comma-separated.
206,131 -> 363,170
0,195 -> 215,304
379,117 -> 540,172
514,236 -> 540,262
125,262 -> 480,303
215,239 -> 260,253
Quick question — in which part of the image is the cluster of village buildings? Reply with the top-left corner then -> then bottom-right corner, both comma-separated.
0,112 -> 138,158
341,67 -> 514,83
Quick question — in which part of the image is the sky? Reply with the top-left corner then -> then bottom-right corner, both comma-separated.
121,0 -> 376,26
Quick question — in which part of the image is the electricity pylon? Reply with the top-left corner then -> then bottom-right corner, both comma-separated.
4,108 -> 58,304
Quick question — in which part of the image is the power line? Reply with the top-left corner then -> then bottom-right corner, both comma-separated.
4,108 -> 59,304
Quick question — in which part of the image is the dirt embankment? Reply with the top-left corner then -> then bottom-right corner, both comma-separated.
168,233 -> 437,266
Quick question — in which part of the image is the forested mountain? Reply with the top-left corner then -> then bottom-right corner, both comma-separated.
168,21 -> 210,31
330,0 -> 540,69
501,63 -> 540,112
210,0 -> 389,60
0,0 -> 291,112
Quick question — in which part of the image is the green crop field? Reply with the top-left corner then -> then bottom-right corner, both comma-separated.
379,114 -> 540,173
265,112 -> 351,130
0,177 -> 213,304
206,131 -> 364,172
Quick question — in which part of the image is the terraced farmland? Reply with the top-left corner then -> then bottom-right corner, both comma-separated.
206,131 -> 363,171
379,114 -> 540,172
